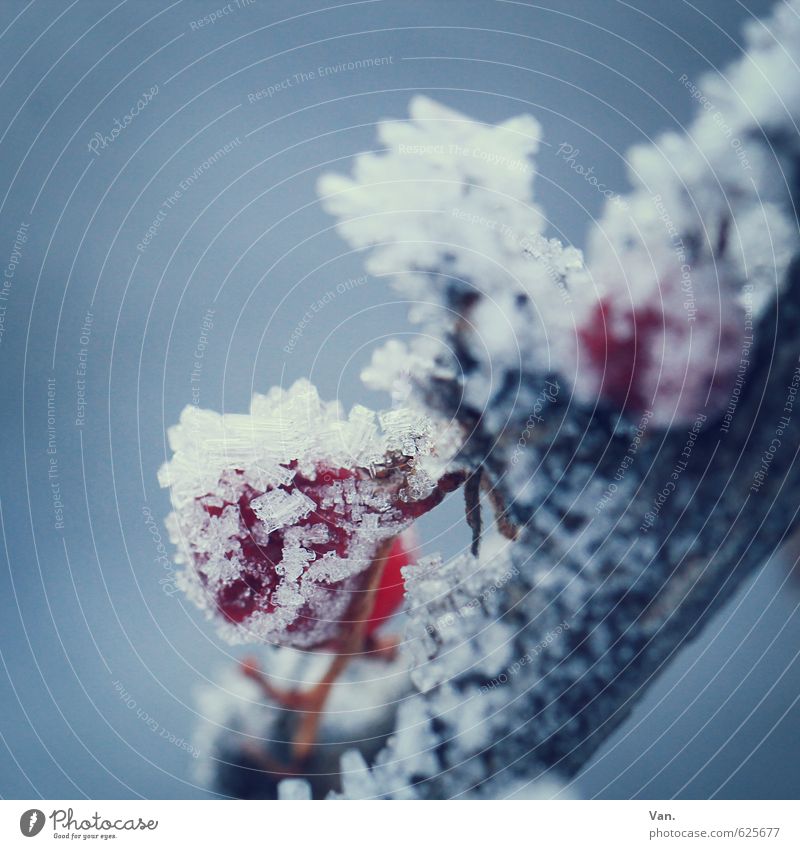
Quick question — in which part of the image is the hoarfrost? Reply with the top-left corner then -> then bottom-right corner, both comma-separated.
159,379 -> 459,648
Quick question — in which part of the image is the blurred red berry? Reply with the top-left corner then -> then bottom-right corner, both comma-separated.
578,269 -> 743,425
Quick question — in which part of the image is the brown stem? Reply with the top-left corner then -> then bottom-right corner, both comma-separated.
464,467 -> 483,555
290,539 -> 394,760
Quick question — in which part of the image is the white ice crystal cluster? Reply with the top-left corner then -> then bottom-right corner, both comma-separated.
318,95 -> 546,294
159,379 -> 449,648
319,95 -> 586,419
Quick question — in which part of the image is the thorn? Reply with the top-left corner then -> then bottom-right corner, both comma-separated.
464,467 -> 483,556
481,476 -> 520,541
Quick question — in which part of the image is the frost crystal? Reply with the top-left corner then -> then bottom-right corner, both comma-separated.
277,779 -> 312,800
319,96 -> 581,415
159,379 -> 459,648
250,489 -> 315,534
320,76 -> 797,425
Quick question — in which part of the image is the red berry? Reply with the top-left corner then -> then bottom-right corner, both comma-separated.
193,465 -> 436,646
364,534 -> 415,635
579,297 -> 669,414
577,269 -> 743,425
159,380 -> 459,649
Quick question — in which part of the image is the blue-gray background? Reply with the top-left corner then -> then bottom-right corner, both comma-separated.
1,0 -> 798,799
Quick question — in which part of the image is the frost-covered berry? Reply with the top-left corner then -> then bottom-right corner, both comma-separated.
579,280 -> 743,423
577,203 -> 745,426
159,379 -> 460,648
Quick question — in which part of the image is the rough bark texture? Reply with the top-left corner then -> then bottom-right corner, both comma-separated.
417,256 -> 800,789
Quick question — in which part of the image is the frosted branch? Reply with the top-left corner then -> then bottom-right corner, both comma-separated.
316,0 -> 800,798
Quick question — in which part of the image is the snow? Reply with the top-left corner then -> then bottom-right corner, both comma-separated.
277,779 -> 312,800
318,95 -> 582,412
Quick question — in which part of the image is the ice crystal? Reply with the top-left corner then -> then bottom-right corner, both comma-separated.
320,58 -> 798,425
319,96 -> 581,415
159,379 -> 459,648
